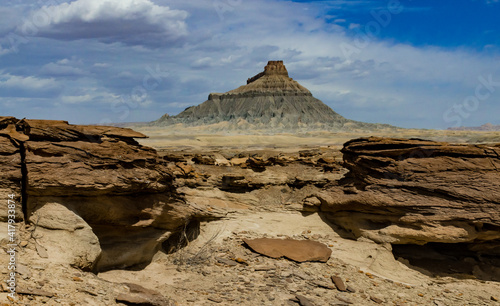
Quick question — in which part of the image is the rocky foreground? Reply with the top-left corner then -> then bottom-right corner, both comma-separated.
1,117 -> 500,305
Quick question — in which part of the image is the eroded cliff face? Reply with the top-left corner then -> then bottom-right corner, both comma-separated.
0,117 -> 218,272
318,137 -> 500,248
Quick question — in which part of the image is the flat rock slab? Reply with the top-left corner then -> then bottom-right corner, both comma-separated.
243,238 -> 332,262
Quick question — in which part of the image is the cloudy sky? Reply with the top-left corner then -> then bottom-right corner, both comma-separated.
0,0 -> 499,129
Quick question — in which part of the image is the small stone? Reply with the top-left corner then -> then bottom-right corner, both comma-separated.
215,257 -> 238,267
19,241 -> 29,247
35,243 -> 49,258
73,277 -> 83,282
16,264 -> 32,279
1,282 -> 9,292
254,265 -> 275,271
331,275 -> 347,292
310,280 -> 334,290
296,294 -> 315,306
336,293 -> 353,304
492,296 -> 499,301
346,285 -> 356,293
370,296 -> 384,304
233,257 -> 248,265
208,296 -> 223,303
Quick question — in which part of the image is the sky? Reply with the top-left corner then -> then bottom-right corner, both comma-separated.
0,0 -> 499,129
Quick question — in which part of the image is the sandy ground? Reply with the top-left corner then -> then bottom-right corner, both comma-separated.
134,127 -> 500,150
99,210 -> 500,305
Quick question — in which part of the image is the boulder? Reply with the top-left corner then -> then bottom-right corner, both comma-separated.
31,203 -> 101,270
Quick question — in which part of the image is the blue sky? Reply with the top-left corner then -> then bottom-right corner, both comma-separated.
0,0 -> 499,129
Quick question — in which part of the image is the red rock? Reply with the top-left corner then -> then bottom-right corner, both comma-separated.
243,238 -> 332,262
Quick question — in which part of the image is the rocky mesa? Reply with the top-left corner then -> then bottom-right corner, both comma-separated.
151,61 -> 395,132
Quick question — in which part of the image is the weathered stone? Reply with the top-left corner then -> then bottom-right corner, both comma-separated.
215,257 -> 238,267
116,283 -> 175,306
0,120 -> 23,223
0,117 -> 218,271
207,296 -> 223,303
295,294 -> 315,306
370,295 -> 384,304
309,280 -> 334,289
243,238 -> 332,262
17,287 -> 55,297
330,275 -> 347,292
321,137 -> 500,247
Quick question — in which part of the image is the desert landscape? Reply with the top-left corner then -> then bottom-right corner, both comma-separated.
2,0 -> 500,305
1,60 -> 500,306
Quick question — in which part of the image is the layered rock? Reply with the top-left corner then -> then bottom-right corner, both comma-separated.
0,117 -> 24,224
0,117 -> 218,271
318,137 -> 500,249
152,61 -> 393,132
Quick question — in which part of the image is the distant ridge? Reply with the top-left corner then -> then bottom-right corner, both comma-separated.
151,61 -> 396,132
448,123 -> 500,131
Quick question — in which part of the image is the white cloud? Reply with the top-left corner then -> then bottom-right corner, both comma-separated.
0,72 -> 61,98
19,0 -> 189,47
191,57 -> 214,69
0,46 -> 12,56
60,94 -> 92,104
0,72 -> 58,90
93,62 -> 111,68
40,62 -> 86,77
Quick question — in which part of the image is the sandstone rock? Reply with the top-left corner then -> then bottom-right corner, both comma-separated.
321,137 -> 500,248
30,203 -> 101,269
0,117 -> 218,271
331,275 -> 347,292
0,118 -> 23,223
243,238 -> 332,262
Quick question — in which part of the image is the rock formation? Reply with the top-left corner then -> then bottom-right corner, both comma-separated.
152,60 -> 394,132
0,117 -> 218,271
317,137 -> 500,250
